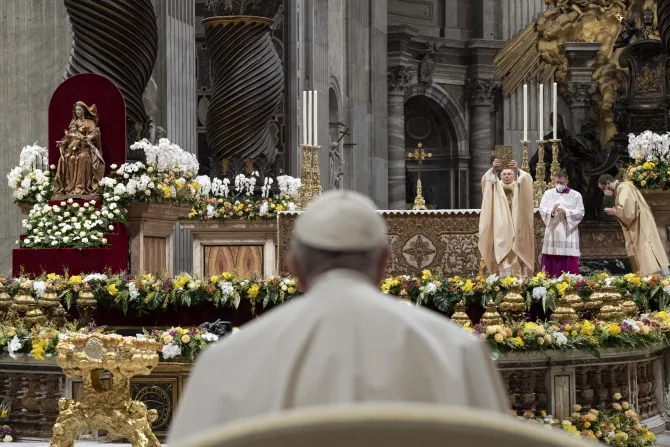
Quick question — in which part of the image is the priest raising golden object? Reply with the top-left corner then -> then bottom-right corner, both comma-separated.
479,156 -> 534,277
53,101 -> 106,200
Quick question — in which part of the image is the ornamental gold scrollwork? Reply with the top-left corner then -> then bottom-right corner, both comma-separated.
50,334 -> 162,447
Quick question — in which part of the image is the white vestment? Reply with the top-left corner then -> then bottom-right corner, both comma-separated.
539,188 -> 584,256
167,269 -> 509,445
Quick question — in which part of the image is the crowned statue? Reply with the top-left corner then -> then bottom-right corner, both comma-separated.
53,101 -> 106,199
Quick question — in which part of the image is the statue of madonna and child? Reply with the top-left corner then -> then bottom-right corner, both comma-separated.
53,101 -> 106,200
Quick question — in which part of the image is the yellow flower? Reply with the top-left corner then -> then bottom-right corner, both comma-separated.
174,275 -> 190,290
189,208 -> 197,218
501,277 -> 515,287
462,280 -> 474,293
613,392 -> 622,400
641,179 -> 647,186
287,287 -> 295,294
7,328 -> 16,337
421,270 -> 432,280
181,335 -> 191,344
222,272 -> 233,281
31,339 -> 47,361
47,273 -> 60,281
210,275 -> 220,283
642,161 -> 656,171
68,275 -> 83,285
607,323 -> 621,336
0,410 -> 7,418
581,321 -> 595,336
248,284 -> 260,299
534,271 -> 546,281
192,181 -> 200,191
494,333 -> 504,343
163,334 -> 173,344
107,284 -> 118,297
556,282 -> 569,296
510,337 -> 524,348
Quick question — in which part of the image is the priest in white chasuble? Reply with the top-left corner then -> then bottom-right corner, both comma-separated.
167,191 -> 509,445
479,159 -> 535,277
599,174 -> 670,277
539,170 -> 584,277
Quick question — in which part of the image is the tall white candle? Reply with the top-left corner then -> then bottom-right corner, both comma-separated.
523,84 -> 528,141
302,91 -> 307,145
553,82 -> 558,140
539,84 -> 544,139
313,90 -> 318,147
307,90 -> 313,146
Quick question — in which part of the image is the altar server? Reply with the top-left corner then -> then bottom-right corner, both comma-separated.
479,159 -> 535,277
168,191 -> 509,445
599,174 -> 669,277
539,170 -> 584,276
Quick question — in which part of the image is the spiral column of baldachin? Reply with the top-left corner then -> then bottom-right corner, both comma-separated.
203,17 -> 283,160
64,0 -> 158,125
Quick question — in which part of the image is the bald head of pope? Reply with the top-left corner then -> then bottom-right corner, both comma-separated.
287,191 -> 391,291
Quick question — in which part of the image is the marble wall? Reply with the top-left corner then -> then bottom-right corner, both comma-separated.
0,0 -> 72,274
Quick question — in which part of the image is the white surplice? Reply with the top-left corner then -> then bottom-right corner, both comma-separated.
167,269 -> 509,445
539,188 -> 584,256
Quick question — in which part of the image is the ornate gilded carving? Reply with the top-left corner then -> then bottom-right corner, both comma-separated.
494,0 -> 632,143
50,334 -> 162,447
481,303 -> 504,326
466,79 -> 500,106
388,66 -> 414,92
53,102 -> 105,200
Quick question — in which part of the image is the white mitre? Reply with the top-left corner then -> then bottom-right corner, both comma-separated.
293,190 -> 387,251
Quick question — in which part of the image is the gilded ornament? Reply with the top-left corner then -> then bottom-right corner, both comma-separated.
500,287 -> 526,323
0,285 -> 12,316
596,288 -> 624,322
450,302 -> 471,326
10,284 -> 35,321
480,302 -> 503,326
50,334 -> 163,447
53,102 -> 105,200
295,145 -> 322,209
40,287 -> 66,325
408,143 -> 432,210
76,286 -> 97,325
551,288 -> 582,322
620,292 -> 638,318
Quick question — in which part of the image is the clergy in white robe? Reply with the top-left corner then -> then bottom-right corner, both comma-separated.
539,170 -> 584,277
167,191 -> 509,446
478,159 -> 535,277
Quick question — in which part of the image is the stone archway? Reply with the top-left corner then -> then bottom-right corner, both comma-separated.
403,84 -> 470,208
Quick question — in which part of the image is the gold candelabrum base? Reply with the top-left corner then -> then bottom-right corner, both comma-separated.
549,139 -> 561,179
521,140 -> 530,173
533,140 -> 549,208
413,179 -> 427,210
296,145 -> 322,209
50,334 -> 163,447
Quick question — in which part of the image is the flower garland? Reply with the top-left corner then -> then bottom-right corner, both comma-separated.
625,131 -> 670,190
527,396 -> 655,446
9,139 -> 300,249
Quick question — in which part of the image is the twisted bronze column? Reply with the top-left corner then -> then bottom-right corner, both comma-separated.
63,0 -> 158,126
203,1 -> 283,160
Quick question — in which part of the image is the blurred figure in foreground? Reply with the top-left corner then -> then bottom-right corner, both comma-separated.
168,191 -> 509,445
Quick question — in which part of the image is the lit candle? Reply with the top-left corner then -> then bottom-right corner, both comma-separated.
523,84 -> 528,142
302,91 -> 307,145
308,90 -> 313,146
313,90 -> 318,147
539,84 -> 544,139
553,82 -> 558,140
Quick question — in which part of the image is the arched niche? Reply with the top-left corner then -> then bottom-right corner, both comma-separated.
403,84 -> 468,209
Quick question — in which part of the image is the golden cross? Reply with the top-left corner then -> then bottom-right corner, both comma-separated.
408,143 -> 432,180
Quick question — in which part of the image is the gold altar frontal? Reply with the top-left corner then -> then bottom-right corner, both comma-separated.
277,210 -> 628,276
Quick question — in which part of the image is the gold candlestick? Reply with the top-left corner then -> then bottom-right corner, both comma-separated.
296,145 -> 322,209
408,143 -> 431,210
549,139 -> 561,178
521,140 -> 530,172
533,140 -> 548,207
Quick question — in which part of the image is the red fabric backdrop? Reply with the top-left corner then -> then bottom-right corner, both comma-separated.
48,73 -> 127,170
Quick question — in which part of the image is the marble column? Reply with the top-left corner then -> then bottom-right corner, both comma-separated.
0,1 -> 72,273
152,0 -> 197,274
466,78 -> 500,206
387,66 -> 414,210
563,42 -> 600,136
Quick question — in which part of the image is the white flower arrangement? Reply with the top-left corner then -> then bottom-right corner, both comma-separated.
19,143 -> 48,171
19,198 -> 120,249
161,342 -> 182,360
628,131 -> 670,161
131,138 -> 199,174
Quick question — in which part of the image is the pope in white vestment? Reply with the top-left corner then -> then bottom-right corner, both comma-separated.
539,170 -> 584,277
167,191 -> 509,445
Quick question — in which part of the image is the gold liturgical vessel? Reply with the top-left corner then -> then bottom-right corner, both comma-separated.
408,143 -> 431,210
